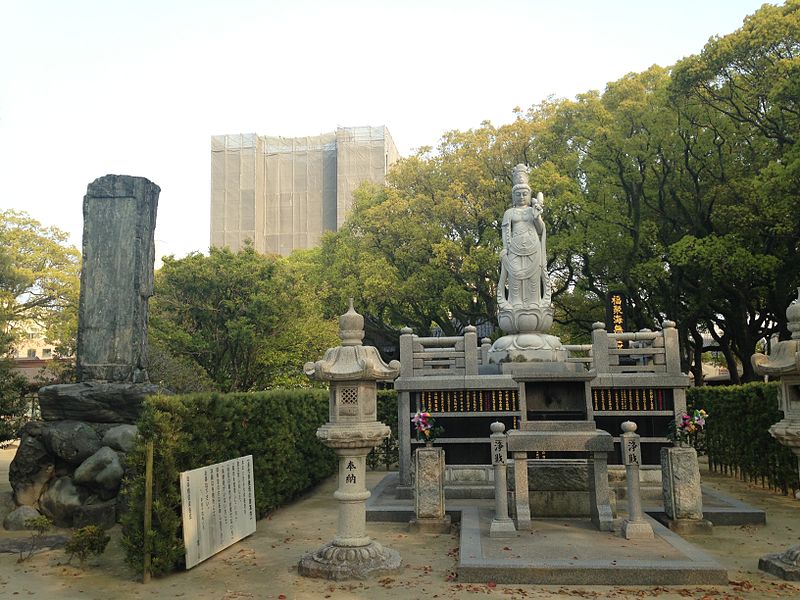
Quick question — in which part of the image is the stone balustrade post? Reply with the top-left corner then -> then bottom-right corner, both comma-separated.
663,320 -> 681,374
480,337 -> 492,368
399,327 -> 415,378
398,327 -> 415,487
464,325 -> 478,375
489,422 -> 516,537
591,322 -> 610,373
620,421 -> 653,539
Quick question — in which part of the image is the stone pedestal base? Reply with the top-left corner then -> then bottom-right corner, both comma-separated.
667,518 -> 713,535
488,333 -> 566,364
409,515 -> 451,534
759,545 -> 800,581
298,541 -> 401,580
38,382 -> 167,423
622,519 -> 653,540
490,517 -> 517,538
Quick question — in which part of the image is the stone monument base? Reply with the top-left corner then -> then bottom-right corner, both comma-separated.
38,381 -> 166,424
297,540 -> 402,580
409,514 -> 451,534
622,519 -> 654,540
489,516 -> 517,538
665,518 -> 713,535
759,545 -> 800,581
488,332 -> 566,364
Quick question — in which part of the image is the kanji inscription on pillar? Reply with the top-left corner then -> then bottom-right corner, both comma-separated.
622,436 -> 641,466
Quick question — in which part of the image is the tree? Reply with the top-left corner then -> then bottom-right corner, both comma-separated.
149,246 -> 338,392
0,245 -> 33,445
308,2 -> 799,383
0,210 -> 80,358
668,0 -> 800,379
310,108 -> 591,347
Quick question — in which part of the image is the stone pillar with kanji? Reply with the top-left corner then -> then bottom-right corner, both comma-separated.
298,300 -> 402,580
489,422 -> 516,538
620,421 -> 653,539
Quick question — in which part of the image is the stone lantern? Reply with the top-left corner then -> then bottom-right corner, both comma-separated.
752,287 -> 800,479
752,288 -> 800,580
298,299 -> 401,580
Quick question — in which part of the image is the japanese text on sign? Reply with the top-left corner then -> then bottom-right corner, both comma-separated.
180,455 -> 256,569
607,291 -> 627,348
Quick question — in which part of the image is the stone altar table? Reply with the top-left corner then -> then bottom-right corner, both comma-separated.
507,421 -> 614,532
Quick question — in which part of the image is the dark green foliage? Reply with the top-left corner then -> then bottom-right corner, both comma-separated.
120,388 -> 335,576
145,336 -> 218,394
688,382 -> 799,495
0,361 -> 28,445
367,390 -> 398,470
65,525 -> 110,567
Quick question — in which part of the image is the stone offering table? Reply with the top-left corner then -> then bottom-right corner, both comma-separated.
507,421 -> 614,532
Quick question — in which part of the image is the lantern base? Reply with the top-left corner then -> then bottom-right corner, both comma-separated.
298,540 -> 401,581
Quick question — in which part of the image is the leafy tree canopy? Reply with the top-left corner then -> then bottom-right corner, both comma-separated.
149,246 -> 338,392
0,210 -> 80,358
308,1 -> 800,382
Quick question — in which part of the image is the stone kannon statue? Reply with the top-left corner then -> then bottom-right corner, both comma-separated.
490,164 -> 564,363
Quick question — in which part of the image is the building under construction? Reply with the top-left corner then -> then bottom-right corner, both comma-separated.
210,126 -> 399,256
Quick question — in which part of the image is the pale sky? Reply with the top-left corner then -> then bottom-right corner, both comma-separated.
0,0 -> 771,262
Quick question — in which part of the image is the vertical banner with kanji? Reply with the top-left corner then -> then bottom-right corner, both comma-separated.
607,291 -> 627,349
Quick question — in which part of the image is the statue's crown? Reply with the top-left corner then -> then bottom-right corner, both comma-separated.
512,164 -> 530,188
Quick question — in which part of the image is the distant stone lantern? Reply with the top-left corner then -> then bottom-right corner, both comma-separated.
298,299 -> 402,580
752,288 -> 800,580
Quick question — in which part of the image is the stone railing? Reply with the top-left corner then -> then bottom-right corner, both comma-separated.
591,321 -> 680,375
399,325 -> 481,377
398,320 -> 682,377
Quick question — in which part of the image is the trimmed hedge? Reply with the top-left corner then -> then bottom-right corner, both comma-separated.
367,390 -> 399,470
120,389 -> 335,576
688,382 -> 799,495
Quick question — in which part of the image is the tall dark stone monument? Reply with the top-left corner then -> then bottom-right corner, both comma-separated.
5,175 -> 164,529
77,175 -> 159,383
37,176 -> 163,423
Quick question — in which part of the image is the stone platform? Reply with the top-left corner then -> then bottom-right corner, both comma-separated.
457,507 -> 727,585
366,472 -> 765,585
371,472 -> 765,526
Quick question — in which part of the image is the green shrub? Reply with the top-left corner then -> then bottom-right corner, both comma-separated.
18,516 -> 52,562
688,382 -> 799,495
367,390 -> 398,470
65,526 -> 110,567
120,388 -> 335,576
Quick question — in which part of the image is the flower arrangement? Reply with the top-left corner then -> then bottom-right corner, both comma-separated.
412,411 -> 444,443
669,408 -> 708,446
